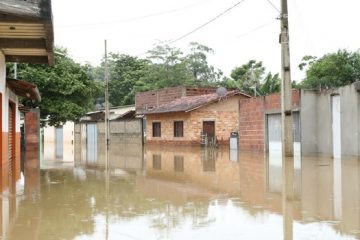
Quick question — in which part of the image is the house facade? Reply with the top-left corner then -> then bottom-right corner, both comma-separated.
139,90 -> 250,146
0,0 -> 54,187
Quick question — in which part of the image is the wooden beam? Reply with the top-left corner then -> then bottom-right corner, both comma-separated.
43,20 -> 54,65
0,13 -> 41,23
0,38 -> 46,48
5,55 -> 48,64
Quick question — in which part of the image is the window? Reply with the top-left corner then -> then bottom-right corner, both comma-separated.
174,121 -> 183,137
152,122 -> 161,137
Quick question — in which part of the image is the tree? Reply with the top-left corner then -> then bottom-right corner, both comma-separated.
144,43 -> 195,89
258,72 -> 281,95
184,42 -> 223,83
107,54 -> 149,106
299,50 -> 360,89
230,60 -> 265,95
16,48 -> 101,126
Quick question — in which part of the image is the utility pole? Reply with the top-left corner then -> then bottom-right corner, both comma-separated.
104,40 -> 110,172
280,0 -> 294,239
280,0 -> 293,157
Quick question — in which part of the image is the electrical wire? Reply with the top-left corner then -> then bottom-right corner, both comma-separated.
265,0 -> 280,13
236,19 -> 276,39
58,0 -> 210,28
167,0 -> 247,45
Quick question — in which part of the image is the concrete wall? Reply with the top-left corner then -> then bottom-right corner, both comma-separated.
301,83 -> 360,157
74,119 -> 143,167
43,122 -> 74,162
300,90 -> 318,154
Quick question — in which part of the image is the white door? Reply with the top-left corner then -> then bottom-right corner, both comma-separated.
86,123 -> 97,164
55,126 -> 63,159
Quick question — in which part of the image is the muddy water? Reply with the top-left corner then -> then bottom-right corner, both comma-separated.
2,145 -> 360,240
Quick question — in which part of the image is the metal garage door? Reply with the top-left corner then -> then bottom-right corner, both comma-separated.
8,103 -> 14,178
267,112 -> 301,195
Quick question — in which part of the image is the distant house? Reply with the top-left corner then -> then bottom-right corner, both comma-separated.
138,90 -> 250,146
0,0 -> 54,186
74,105 -> 144,167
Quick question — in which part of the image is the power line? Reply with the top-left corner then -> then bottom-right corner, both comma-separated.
58,1 -> 209,28
265,0 -> 280,13
168,0 -> 247,45
236,19 -> 276,38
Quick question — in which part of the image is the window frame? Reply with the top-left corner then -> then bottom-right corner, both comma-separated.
152,122 -> 161,137
173,120 -> 184,137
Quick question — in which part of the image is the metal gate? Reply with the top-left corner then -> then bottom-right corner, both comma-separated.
8,103 -> 15,178
55,126 -> 63,159
86,123 -> 97,164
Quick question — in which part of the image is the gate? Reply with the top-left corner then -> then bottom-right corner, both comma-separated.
86,123 -> 97,164
55,126 -> 63,159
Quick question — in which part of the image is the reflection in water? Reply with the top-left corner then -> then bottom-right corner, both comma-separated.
0,145 -> 359,240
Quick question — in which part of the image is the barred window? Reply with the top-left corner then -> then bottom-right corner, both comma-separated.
152,122 -> 161,137
174,121 -> 183,137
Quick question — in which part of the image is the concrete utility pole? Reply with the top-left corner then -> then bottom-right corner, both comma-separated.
104,40 -> 110,172
280,0 -> 294,239
280,0 -> 293,158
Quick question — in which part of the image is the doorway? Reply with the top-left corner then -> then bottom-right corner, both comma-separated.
202,121 -> 215,144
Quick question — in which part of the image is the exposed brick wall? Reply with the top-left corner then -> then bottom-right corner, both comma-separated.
239,97 -> 265,152
135,87 -> 185,112
146,96 -> 244,146
135,86 -> 219,112
265,89 -> 300,110
239,90 -> 300,152
185,87 -> 217,96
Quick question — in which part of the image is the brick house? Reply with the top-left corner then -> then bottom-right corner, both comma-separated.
138,89 -> 250,146
0,0 -> 54,188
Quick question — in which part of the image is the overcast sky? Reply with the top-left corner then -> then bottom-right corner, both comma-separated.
52,0 -> 360,81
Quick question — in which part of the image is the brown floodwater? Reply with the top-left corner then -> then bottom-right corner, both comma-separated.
2,144 -> 360,240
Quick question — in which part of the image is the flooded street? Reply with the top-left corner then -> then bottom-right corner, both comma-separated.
2,145 -> 360,240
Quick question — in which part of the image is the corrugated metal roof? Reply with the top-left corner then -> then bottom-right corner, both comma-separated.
0,0 -> 41,18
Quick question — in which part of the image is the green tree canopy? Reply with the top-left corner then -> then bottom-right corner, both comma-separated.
95,42 -> 223,106
16,48 -> 101,126
299,50 -> 360,89
107,54 -> 149,106
184,42 -> 223,83
225,60 -> 280,96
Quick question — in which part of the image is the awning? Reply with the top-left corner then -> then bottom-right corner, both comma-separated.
6,78 -> 41,102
